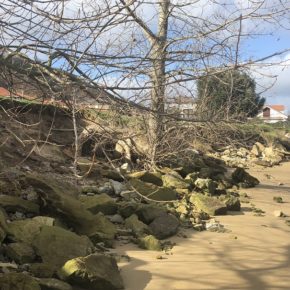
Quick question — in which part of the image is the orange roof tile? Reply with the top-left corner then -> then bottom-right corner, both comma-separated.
0,87 -> 10,97
268,105 -> 285,112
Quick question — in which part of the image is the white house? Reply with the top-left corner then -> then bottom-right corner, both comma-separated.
257,105 -> 288,123
166,96 -> 196,119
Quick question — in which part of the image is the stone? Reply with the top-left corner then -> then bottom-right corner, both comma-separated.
29,263 -> 56,278
136,205 -> 167,224
190,194 -> 227,216
59,254 -> 124,290
110,214 -> 124,224
194,178 -> 217,194
251,142 -> 265,157
161,174 -> 190,189
231,168 -> 259,188
34,278 -> 73,290
5,242 -> 36,264
129,179 -> 177,201
127,171 -> 163,186
125,214 -> 151,237
0,195 -> 39,214
81,186 -> 99,195
109,180 -> 125,196
79,194 -> 118,215
149,214 -> 179,239
120,190 -> 139,201
220,195 -> 241,211
0,207 -> 8,243
138,235 -> 162,251
7,217 -> 55,244
273,210 -> 284,217
32,226 -> 94,269
98,182 -> 115,195
118,202 -> 138,218
0,273 -> 41,290
26,175 -> 116,242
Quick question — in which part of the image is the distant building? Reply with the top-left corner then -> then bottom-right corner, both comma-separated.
257,105 -> 288,123
166,96 -> 196,119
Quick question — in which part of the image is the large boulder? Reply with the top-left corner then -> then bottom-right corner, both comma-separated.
149,214 -> 179,239
129,179 -> 178,201
231,168 -> 259,188
32,226 -> 94,270
59,254 -> 124,290
26,175 -> 116,242
127,171 -> 163,186
125,214 -> 151,237
190,194 -> 227,216
262,146 -> 284,165
161,174 -> 190,189
0,195 -> 39,214
0,273 -> 41,290
79,194 -> 118,215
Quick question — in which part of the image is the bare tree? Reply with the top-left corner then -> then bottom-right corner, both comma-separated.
0,0 -> 290,166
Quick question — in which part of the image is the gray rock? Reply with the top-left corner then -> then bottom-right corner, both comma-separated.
109,180 -> 125,196
136,204 -> 167,224
110,214 -> 124,224
149,214 -> 179,239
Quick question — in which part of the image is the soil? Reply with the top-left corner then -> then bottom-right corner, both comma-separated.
115,162 -> 290,290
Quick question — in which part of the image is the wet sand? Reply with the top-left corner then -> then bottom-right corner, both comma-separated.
115,162 -> 290,290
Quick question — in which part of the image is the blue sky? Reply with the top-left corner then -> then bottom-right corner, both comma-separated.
245,30 -> 290,113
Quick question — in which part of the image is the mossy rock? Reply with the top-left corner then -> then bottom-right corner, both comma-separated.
32,226 -> 94,269
138,235 -> 162,251
5,242 -> 36,264
127,171 -> 163,186
0,195 -> 39,214
125,214 -> 151,237
129,179 -> 177,201
29,263 -> 56,278
161,174 -> 190,190
0,273 -> 41,290
26,174 -> 116,243
190,194 -> 227,216
7,217 -> 55,244
79,194 -> 118,215
59,254 -> 124,290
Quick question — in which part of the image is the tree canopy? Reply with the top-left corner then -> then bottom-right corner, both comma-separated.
196,70 -> 265,119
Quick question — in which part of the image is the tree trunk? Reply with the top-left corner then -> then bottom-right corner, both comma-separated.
148,0 -> 169,166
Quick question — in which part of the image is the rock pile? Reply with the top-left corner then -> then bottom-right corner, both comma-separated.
214,141 -> 290,168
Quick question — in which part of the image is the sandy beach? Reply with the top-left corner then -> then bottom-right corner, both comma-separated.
116,162 -> 290,290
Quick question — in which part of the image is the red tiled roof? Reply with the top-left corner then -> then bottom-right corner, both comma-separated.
0,87 -> 10,97
267,105 -> 285,112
